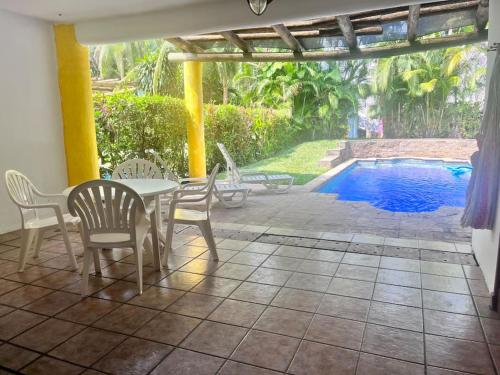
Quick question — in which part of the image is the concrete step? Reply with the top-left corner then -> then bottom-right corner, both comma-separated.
319,155 -> 342,168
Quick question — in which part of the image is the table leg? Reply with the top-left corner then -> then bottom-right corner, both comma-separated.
155,195 -> 167,244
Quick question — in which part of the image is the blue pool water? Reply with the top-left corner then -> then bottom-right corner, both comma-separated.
316,159 -> 472,213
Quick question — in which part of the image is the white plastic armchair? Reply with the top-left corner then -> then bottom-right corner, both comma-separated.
112,159 -> 163,179
4,170 -> 79,272
164,164 -> 220,264
67,180 -> 160,296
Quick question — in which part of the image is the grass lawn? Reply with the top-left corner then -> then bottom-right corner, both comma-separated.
240,139 -> 339,185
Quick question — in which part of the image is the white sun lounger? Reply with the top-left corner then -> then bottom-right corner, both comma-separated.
217,143 -> 294,193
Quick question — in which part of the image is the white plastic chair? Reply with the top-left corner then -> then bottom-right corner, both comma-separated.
112,159 -> 163,180
217,143 -> 294,193
164,164 -> 220,264
4,170 -> 79,272
67,180 -> 160,296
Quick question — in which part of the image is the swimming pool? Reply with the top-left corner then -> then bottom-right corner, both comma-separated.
315,159 -> 472,213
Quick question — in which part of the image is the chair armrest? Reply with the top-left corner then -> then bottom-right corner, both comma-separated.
179,177 -> 208,184
180,182 -> 207,191
170,189 -> 210,204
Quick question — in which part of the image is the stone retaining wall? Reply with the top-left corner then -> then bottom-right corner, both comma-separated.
345,139 -> 477,161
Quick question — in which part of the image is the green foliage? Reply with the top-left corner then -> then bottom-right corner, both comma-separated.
94,92 -> 296,177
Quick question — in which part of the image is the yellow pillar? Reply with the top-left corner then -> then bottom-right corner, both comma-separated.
54,24 -> 99,186
184,61 -> 206,177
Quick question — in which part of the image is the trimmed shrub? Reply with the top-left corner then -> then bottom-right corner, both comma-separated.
94,92 -> 296,177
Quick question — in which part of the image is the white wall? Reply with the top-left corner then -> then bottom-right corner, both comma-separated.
0,9 -> 67,234
472,0 -> 500,293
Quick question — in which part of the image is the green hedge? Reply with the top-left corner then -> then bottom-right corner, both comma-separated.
94,92 -> 296,177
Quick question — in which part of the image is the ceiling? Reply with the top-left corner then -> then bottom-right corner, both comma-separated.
0,0 -> 214,22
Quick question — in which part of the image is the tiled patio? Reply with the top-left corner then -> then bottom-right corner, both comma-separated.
0,222 -> 497,375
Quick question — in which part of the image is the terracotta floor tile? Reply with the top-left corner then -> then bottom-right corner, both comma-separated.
376,269 -> 421,288
275,245 -> 312,259
32,270 -> 82,289
56,297 -> 121,325
93,280 -> 140,302
255,306 -> 313,338
422,290 -> 476,315
124,267 -> 171,285
135,311 -> 201,345
156,271 -> 205,290
463,265 -> 485,280
0,278 -> 23,295
288,340 -> 358,375
219,360 -> 282,375
335,264 -> 378,282
150,348 -> 224,375
368,301 -> 423,331
12,317 -> 85,352
163,255 -> 195,271
22,356 -> 85,375
317,294 -> 370,321
247,267 -> 292,286
285,272 -> 332,292
296,259 -> 339,276
307,249 -> 344,263
4,266 -> 57,284
99,262 -> 136,279
0,343 -> 40,371
230,282 -> 280,304
362,324 -> 424,363
49,327 -> 126,367
481,317 -> 500,345
23,290 -> 81,316
93,304 -> 158,335
229,252 -> 269,266
380,257 -> 420,272
0,305 -> 14,317
179,259 -> 223,275
271,288 -> 323,312
208,299 -> 265,327
63,276 -> 115,295
422,274 -> 469,294
166,292 -> 223,318
373,283 -> 422,308
474,296 -> 500,319
328,278 -> 374,299
231,330 -> 300,372
93,337 -> 172,375
212,263 -> 257,280
181,321 -> 247,357
425,367 -> 472,375
305,314 -> 365,350
356,352 -> 424,375
261,256 -> 302,271
489,344 -> 500,373
243,242 -> 279,255
468,279 -> 490,297
218,239 -> 252,251
0,309 -> 46,340
171,244 -> 208,258
0,285 -> 53,307
425,334 -> 494,374
191,276 -> 242,297
128,286 -> 184,310
424,309 -> 483,341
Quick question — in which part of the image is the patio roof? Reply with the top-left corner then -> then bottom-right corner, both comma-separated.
167,0 -> 489,62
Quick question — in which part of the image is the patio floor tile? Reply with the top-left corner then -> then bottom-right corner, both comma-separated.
368,301 -> 423,331
0,309 -> 46,340
362,324 -> 424,363
424,309 -> 483,341
0,285 -> 53,307
23,290 -> 81,316
356,352 -> 424,375
230,282 -> 280,304
305,314 -> 365,350
317,294 -> 370,321
297,259 -> 339,276
420,261 -> 464,278
150,348 -> 224,375
0,343 -> 40,371
128,285 -> 185,309
285,272 -> 332,292
208,299 -> 265,327
422,274 -> 469,294
261,255 -> 302,271
166,292 -> 223,318
422,290 -> 476,315
156,271 -> 205,290
327,278 -> 374,299
335,264 -> 378,282
92,304 -> 158,335
231,330 -> 300,372
307,249 -> 344,262
254,306 -> 313,338
22,356 -> 85,375
229,252 -> 269,266
274,245 -> 312,259
135,311 -> 200,345
342,253 -> 380,267
372,283 -> 422,308
219,360 -> 282,375
55,297 -> 120,325
191,276 -> 242,297
180,321 -> 247,357
242,242 -> 279,255
246,267 -> 293,286
288,340 -> 358,375
271,287 -> 323,312
380,257 -> 420,272
212,263 -> 257,280
376,268 -> 421,288
93,280 -> 140,302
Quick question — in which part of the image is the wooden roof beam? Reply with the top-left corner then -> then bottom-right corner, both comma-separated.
272,24 -> 305,52
475,0 -> 489,31
407,5 -> 421,43
336,15 -> 358,49
220,31 -> 255,53
166,37 -> 204,53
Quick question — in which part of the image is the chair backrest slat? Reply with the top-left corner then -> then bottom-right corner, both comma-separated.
112,159 -> 163,180
68,180 -> 145,244
5,170 -> 42,220
217,143 -> 241,183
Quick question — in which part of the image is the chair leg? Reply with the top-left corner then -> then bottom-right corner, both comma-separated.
163,219 -> 175,267
93,249 -> 102,275
33,229 -> 45,258
18,229 -> 37,272
149,212 -> 161,271
59,222 -> 78,270
134,245 -> 144,295
199,220 -> 218,261
81,248 -> 92,297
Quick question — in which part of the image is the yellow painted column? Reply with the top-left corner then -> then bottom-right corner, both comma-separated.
184,61 -> 206,177
54,24 -> 99,186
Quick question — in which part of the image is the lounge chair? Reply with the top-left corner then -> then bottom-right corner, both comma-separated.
217,143 -> 294,193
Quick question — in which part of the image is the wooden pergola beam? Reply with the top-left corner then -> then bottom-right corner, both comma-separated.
166,37 -> 204,54
407,5 -> 421,43
336,15 -> 358,49
220,31 -> 254,53
272,24 -> 305,52
475,0 -> 489,31
168,30 -> 487,62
